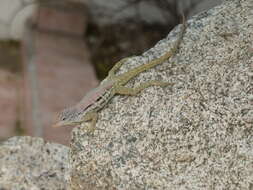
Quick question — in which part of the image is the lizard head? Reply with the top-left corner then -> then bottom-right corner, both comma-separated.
53,107 -> 82,127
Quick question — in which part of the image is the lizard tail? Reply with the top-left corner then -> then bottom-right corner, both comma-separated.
117,15 -> 186,85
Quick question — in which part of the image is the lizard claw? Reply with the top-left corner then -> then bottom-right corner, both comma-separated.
81,122 -> 96,134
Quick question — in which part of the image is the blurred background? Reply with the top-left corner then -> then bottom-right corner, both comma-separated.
0,0 -> 221,145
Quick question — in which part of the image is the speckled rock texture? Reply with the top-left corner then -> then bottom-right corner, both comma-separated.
70,0 -> 253,189
0,136 -> 70,189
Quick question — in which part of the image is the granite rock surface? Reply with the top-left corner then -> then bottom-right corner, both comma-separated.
0,136 -> 70,189
70,0 -> 253,189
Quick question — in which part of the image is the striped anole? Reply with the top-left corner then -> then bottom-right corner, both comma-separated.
53,18 -> 186,132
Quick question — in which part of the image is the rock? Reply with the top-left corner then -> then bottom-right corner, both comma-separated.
0,136 -> 70,189
70,0 -> 253,189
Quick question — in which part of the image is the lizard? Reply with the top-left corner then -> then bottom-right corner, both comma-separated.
52,17 -> 186,132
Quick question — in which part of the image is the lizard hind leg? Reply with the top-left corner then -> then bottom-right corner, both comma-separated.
115,80 -> 174,96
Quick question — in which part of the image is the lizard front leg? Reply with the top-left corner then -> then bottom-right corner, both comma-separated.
115,81 -> 173,96
81,112 -> 98,133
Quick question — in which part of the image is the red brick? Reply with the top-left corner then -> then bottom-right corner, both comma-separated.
36,3 -> 87,36
21,3 -> 97,145
22,33 -> 98,145
37,55 -> 98,145
34,30 -> 86,59
0,70 -> 19,140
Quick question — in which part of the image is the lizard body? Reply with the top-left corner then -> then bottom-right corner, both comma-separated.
53,18 -> 186,131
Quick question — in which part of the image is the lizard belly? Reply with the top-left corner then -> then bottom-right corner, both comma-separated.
76,80 -> 114,111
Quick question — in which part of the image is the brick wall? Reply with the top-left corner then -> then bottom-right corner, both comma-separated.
22,1 -> 98,145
